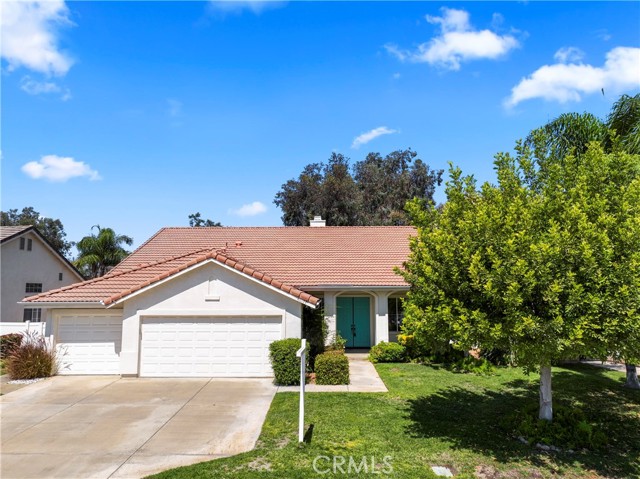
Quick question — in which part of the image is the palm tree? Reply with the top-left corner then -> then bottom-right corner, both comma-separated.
527,94 -> 640,389
74,225 -> 133,278
606,93 -> 640,155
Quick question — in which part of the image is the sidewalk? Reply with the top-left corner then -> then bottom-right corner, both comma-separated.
562,360 -> 626,373
277,352 -> 388,393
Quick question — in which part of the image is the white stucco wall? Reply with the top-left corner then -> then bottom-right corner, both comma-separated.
117,261 -> 304,375
1,231 -> 82,323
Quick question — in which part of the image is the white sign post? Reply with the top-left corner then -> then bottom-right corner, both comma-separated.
296,338 -> 307,443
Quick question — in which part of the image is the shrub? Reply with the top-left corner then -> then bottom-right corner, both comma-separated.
7,331 -> 58,379
505,404 -> 608,451
1,333 -> 23,359
369,341 -> 406,363
325,332 -> 347,352
480,348 -> 512,366
269,338 -> 306,385
397,334 -> 427,359
397,334 -> 465,364
315,351 -> 349,385
450,356 -> 496,375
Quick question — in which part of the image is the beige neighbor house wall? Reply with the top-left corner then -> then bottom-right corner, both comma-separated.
116,260 -> 305,375
1,230 -> 82,323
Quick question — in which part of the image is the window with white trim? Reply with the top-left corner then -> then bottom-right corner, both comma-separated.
388,297 -> 405,332
23,308 -> 42,322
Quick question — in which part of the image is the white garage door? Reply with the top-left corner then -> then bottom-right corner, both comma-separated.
56,313 -> 122,375
140,316 -> 282,377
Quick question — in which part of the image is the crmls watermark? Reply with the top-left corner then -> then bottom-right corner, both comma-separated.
312,455 -> 393,475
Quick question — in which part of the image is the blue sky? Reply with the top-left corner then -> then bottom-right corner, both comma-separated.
2,1 -> 639,252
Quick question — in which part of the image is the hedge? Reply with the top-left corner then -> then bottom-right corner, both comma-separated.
315,351 -> 349,385
369,341 -> 406,363
269,338 -> 305,385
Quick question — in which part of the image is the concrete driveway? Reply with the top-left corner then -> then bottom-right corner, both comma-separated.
0,376 -> 276,479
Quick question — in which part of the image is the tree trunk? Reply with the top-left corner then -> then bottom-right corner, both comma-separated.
539,365 -> 553,421
624,364 -> 640,389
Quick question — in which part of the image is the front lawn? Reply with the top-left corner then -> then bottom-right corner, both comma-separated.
150,363 -> 639,479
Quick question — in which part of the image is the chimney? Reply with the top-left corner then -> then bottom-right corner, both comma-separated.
310,215 -> 326,227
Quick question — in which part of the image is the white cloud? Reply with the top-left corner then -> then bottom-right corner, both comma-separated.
553,46 -> 585,64
1,1 -> 74,76
207,1 -> 285,16
20,75 -> 71,100
385,7 -> 519,71
595,29 -> 612,42
21,155 -> 101,182
230,201 -> 267,217
506,46 -> 640,107
392,72 -> 401,80
351,126 -> 398,149
20,76 -> 60,94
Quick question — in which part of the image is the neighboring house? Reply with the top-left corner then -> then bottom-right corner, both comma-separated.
22,219 -> 412,377
1,226 -> 84,324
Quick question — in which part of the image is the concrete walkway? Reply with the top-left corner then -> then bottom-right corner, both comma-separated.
1,376 -> 275,479
562,360 -> 626,372
277,352 -> 387,393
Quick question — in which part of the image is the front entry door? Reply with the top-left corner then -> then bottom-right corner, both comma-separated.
336,297 -> 371,348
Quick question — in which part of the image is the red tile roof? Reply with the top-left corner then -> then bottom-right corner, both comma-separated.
24,226 -> 414,306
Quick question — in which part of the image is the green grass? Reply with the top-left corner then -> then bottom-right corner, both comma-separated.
0,359 -> 6,375
149,364 -> 640,479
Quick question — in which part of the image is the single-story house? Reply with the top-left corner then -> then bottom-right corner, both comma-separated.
22,219 -> 412,377
1,225 -> 84,324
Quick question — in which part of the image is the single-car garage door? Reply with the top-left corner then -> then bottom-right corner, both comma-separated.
140,316 -> 282,377
56,313 -> 122,374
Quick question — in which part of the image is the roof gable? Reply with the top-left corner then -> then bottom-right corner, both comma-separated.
0,225 -> 84,281
24,248 -> 320,307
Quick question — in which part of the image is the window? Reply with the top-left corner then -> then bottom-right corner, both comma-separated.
388,297 -> 405,332
23,308 -> 42,322
27,238 -> 33,251
25,283 -> 43,294
19,238 -> 25,250
59,272 -> 63,281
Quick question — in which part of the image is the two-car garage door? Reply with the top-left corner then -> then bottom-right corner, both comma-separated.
56,313 -> 282,377
139,316 -> 282,377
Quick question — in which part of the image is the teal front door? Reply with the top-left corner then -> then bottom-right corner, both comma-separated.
336,297 -> 371,348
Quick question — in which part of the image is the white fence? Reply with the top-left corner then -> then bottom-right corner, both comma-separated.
0,321 -> 47,337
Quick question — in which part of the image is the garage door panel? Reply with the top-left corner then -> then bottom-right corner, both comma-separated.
57,315 -> 122,375
140,317 -> 282,378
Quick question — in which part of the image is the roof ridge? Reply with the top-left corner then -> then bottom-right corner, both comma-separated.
102,248 -> 319,307
110,226 -> 168,272
156,225 -> 415,230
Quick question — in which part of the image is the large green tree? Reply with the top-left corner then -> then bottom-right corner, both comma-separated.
188,212 -> 222,227
401,142 -> 640,421
526,93 -> 640,388
1,207 -> 72,257
274,149 -> 442,226
74,226 -> 134,278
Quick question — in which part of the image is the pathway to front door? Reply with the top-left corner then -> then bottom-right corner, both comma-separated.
337,296 -> 371,348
